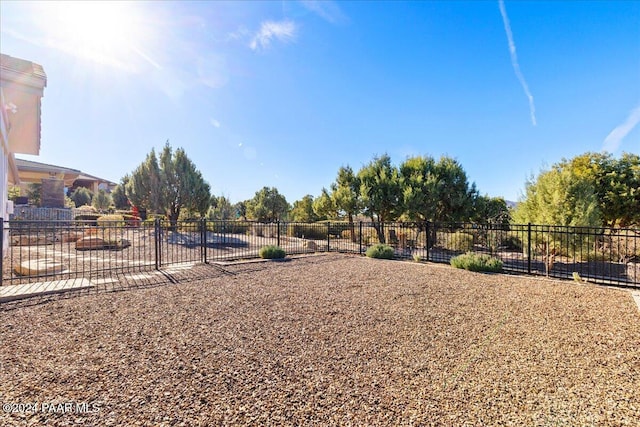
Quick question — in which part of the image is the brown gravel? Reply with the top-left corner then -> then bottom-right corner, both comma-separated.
1,254 -> 639,426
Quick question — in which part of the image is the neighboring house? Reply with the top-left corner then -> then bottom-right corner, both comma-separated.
14,158 -> 117,200
1,53 -> 47,255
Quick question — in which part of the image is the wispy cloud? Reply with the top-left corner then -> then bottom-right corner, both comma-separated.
300,0 -> 348,24
250,20 -> 297,51
210,119 -> 221,128
498,0 -> 537,126
602,105 -> 640,153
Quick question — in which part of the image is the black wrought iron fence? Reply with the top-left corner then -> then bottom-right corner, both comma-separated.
1,218 -> 638,288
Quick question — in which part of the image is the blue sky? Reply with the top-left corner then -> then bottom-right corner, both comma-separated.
2,1 -> 639,204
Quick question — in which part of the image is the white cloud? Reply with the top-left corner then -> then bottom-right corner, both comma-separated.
250,20 -> 297,51
300,0 -> 348,24
602,105 -> 640,153
210,119 -> 221,128
226,26 -> 250,42
498,0 -> 537,126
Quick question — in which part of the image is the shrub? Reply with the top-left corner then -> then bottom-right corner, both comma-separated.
437,231 -> 474,252
287,223 -> 328,240
259,245 -> 286,259
70,188 -> 93,208
76,204 -> 97,213
122,214 -> 141,227
251,223 -> 278,238
365,243 -> 395,259
208,221 -> 251,235
450,252 -> 503,273
97,214 -> 125,227
343,227 -> 380,245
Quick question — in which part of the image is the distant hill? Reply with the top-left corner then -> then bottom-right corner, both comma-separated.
506,200 -> 518,209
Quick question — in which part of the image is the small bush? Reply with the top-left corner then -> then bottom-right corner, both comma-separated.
365,244 -> 395,259
287,223 -> 328,240
450,252 -> 503,273
437,231 -> 474,252
76,204 -> 97,212
97,214 -> 125,227
259,245 -> 286,259
208,221 -> 250,235
251,223 -> 278,238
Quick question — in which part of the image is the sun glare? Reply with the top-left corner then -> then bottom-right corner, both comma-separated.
35,1 -> 148,71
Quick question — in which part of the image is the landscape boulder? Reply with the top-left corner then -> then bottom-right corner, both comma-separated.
14,259 -> 67,276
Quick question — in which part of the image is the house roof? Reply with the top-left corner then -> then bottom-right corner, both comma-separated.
15,158 -> 81,175
0,54 -> 47,82
14,158 -> 117,187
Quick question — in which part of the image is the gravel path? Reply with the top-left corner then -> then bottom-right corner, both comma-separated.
1,254 -> 639,426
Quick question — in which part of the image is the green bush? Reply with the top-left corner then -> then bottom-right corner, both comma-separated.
450,252 -> 503,273
207,221 -> 251,235
97,214 -> 125,227
259,245 -> 286,259
365,243 -> 395,259
437,231 -> 474,252
251,223 -> 278,238
287,223 -> 328,240
75,213 -> 101,226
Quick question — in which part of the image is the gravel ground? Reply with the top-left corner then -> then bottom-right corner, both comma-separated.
1,254 -> 639,426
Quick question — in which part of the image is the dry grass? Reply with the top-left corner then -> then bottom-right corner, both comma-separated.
1,254 -> 639,426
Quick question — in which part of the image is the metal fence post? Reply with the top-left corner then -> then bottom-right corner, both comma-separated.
201,218 -> 207,264
527,223 -> 532,274
327,221 -> 331,252
359,221 -> 363,255
425,221 -> 430,262
277,221 -> 281,247
154,218 -> 160,270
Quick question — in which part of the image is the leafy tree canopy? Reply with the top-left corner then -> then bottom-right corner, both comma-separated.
290,195 -> 319,222
558,152 -> 640,226
126,142 -> 211,226
70,187 -> 93,208
208,195 -> 235,220
92,189 -> 113,212
246,186 -> 289,222
111,175 -> 130,210
512,168 -> 601,227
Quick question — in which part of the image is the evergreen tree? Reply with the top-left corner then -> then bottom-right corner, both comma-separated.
127,142 -> 211,228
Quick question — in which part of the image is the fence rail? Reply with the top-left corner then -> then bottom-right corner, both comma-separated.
1,219 -> 638,288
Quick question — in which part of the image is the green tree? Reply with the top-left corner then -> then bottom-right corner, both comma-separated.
312,188 -> 336,220
127,148 -> 163,214
208,195 -> 235,220
330,166 -> 361,241
127,142 -> 211,227
358,154 -> 402,243
399,155 -> 438,223
235,201 -> 247,220
559,152 -> 640,226
92,189 -> 113,212
290,195 -> 319,222
432,157 -> 478,223
111,175 -> 130,210
246,187 -> 289,222
512,168 -> 601,227
70,187 -> 93,208
473,195 -> 510,225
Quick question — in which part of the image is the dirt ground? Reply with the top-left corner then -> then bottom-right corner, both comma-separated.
1,254 -> 639,426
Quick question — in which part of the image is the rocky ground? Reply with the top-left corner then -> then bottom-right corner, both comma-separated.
1,254 -> 639,426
